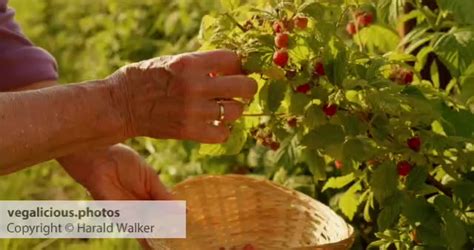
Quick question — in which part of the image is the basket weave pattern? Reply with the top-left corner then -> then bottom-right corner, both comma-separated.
148,175 -> 354,250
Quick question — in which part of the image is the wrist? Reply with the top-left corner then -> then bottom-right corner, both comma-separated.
105,61 -> 172,138
103,71 -> 138,138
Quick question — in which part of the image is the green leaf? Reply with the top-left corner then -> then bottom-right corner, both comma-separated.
266,80 -> 288,112
438,0 -> 474,25
433,27 -> 474,77
199,121 -> 247,155
405,166 -> 428,191
377,205 -> 401,231
370,162 -> 399,204
302,124 -> 345,150
220,0 -> 240,11
443,213 -> 468,249
322,173 -> 355,192
402,197 -> 440,226
355,25 -> 400,54
304,104 -> 327,129
324,38 -> 347,86
339,182 -> 362,220
439,102 -> 474,138
453,180 -> 474,208
243,52 -> 266,73
457,63 -> 474,104
303,149 -> 327,181
289,93 -> 311,115
343,138 -> 377,162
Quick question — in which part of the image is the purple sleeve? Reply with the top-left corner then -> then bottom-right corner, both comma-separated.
0,0 -> 58,90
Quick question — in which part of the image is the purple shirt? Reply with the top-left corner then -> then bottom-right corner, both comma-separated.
0,0 -> 58,90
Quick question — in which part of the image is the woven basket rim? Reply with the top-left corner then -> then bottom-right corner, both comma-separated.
171,174 -> 356,249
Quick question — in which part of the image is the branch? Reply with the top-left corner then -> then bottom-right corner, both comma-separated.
426,174 -> 453,197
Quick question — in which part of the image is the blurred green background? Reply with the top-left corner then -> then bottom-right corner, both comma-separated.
2,0 -> 224,249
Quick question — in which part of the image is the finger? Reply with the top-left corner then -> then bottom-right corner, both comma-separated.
176,121 -> 231,144
191,49 -> 242,75
182,99 -> 244,122
138,239 -> 152,250
201,75 -> 258,99
212,100 -> 245,122
147,170 -> 174,200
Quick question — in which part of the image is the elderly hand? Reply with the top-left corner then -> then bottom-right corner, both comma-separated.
60,144 -> 171,201
107,49 -> 258,143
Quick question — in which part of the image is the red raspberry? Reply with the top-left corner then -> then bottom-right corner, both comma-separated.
335,160 -> 344,170
275,32 -> 289,49
357,12 -> 374,27
296,83 -> 311,94
294,16 -> 308,29
273,21 -> 284,33
287,117 -> 298,128
273,49 -> 289,68
346,22 -> 357,35
323,104 -> 338,117
407,136 -> 421,152
397,161 -> 413,177
314,61 -> 326,76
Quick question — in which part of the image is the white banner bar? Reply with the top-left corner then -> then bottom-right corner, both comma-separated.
0,201 -> 186,239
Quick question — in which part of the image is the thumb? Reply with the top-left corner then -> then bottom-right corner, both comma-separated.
147,169 -> 174,200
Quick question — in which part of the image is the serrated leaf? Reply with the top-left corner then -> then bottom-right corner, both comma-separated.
453,180 -> 474,208
199,121 -> 247,155
433,27 -> 474,77
343,138 -> 377,162
438,0 -> 474,25
402,197 -> 440,226
220,0 -> 240,11
405,166 -> 428,191
302,124 -> 345,150
370,162 -> 399,204
443,213 -> 468,249
323,173 -> 355,192
266,80 -> 288,112
339,182 -> 362,220
355,25 -> 400,54
303,149 -> 327,181
289,93 -> 311,115
324,38 -> 347,86
377,205 -> 401,231
304,104 -> 327,129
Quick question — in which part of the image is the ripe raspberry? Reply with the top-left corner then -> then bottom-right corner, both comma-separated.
273,21 -> 284,33
273,49 -> 289,68
275,32 -> 289,49
335,160 -> 344,170
407,136 -> 421,152
397,161 -> 413,177
357,12 -> 374,27
346,22 -> 357,35
294,16 -> 308,29
314,61 -> 326,76
323,104 -> 338,117
296,83 -> 311,94
287,117 -> 298,128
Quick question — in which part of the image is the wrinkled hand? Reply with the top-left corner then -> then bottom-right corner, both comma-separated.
59,144 -> 171,201
107,49 -> 258,143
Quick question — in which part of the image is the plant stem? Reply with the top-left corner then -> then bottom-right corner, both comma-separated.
426,174 -> 453,197
224,13 -> 247,32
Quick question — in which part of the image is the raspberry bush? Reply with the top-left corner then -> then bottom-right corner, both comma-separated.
199,0 -> 474,249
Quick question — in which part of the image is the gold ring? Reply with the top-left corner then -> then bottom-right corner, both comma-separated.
217,100 -> 225,121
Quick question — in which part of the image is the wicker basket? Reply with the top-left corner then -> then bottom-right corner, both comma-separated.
148,175 -> 354,250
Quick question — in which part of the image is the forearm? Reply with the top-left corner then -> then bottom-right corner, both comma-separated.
0,80 -> 126,173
